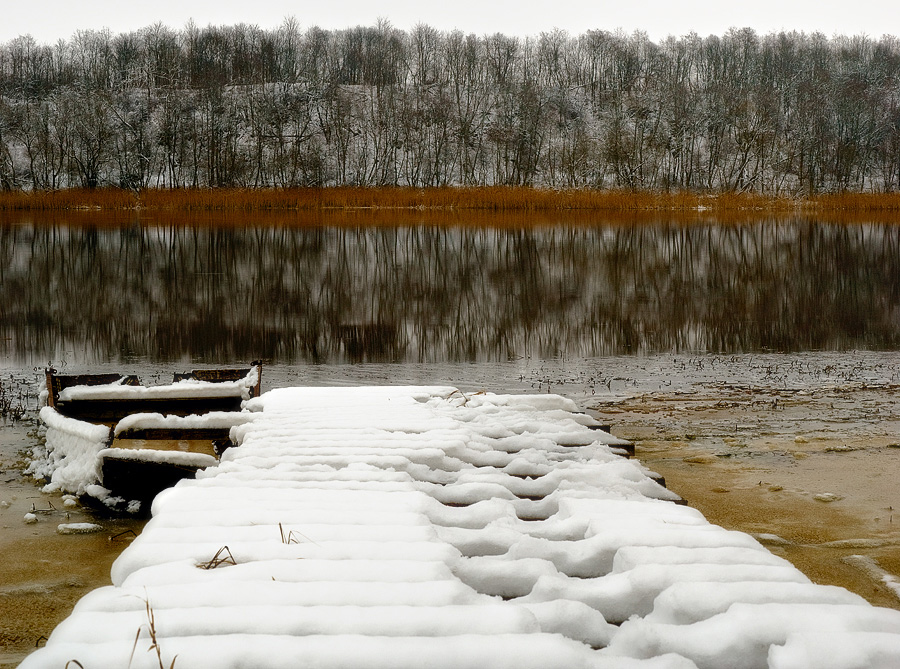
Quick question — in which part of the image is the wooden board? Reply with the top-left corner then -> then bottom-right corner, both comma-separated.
53,396 -> 244,423
112,437 -> 221,458
101,456 -> 203,504
46,372 -> 141,408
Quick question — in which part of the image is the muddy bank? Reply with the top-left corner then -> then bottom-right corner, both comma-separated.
596,385 -> 900,610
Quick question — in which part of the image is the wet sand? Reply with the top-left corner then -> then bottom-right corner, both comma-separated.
0,422 -> 145,667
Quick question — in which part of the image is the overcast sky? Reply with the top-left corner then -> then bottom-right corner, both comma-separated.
2,0 -> 897,44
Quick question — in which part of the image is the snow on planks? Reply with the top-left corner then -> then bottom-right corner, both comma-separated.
21,386 -> 900,669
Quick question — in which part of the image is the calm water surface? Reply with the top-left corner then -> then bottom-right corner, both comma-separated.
1,212 -> 899,367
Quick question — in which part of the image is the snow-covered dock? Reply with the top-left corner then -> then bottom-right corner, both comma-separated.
21,386 -> 900,669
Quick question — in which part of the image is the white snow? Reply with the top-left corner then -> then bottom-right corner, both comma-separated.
20,385 -> 900,669
58,367 -> 259,402
643,581 -> 868,625
58,522 -> 103,534
27,407 -> 111,496
20,634 -> 604,669
604,603 -> 900,669
101,448 -> 217,469
769,632 -> 900,669
57,379 -> 246,400
114,411 -> 256,435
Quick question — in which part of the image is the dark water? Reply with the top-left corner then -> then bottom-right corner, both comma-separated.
1,213 -> 899,367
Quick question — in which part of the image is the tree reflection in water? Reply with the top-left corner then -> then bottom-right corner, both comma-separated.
1,214 -> 898,364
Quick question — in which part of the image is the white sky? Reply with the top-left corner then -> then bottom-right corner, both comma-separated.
2,0 -> 897,45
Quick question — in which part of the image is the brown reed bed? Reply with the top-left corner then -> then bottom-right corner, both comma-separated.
2,187 -> 900,224
812,192 -> 900,211
0,188 -> 140,211
0,186 -> 801,212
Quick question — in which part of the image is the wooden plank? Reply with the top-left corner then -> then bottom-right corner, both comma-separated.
116,427 -> 232,441
54,396 -> 244,423
588,424 -> 613,433
101,456 -> 202,504
46,371 -> 141,407
610,442 -> 635,457
112,437 -> 220,458
172,368 -> 251,383
172,362 -> 262,398
46,363 -> 262,422
114,428 -> 234,456
648,471 -> 667,488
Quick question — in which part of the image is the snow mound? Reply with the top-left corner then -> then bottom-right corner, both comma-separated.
114,411 -> 256,435
28,407 -> 110,496
58,522 -> 103,534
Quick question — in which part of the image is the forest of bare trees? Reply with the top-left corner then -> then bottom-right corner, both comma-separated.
1,21 -> 899,194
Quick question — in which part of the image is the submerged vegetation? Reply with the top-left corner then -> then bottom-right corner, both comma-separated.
1,24 -> 900,194
0,374 -> 35,420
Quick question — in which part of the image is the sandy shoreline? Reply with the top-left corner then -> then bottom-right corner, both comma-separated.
0,422 -> 145,667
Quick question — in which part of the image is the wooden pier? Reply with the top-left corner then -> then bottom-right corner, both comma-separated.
41,364 -> 260,503
22,386 -> 900,669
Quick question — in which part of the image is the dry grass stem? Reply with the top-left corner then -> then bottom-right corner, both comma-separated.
278,522 -> 318,545
109,529 -> 138,541
196,545 -> 237,570
128,597 -> 177,669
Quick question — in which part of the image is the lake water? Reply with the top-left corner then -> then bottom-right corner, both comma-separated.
2,212 -> 900,662
2,212 -> 899,367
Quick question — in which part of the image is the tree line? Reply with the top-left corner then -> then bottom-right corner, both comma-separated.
0,21 -> 899,194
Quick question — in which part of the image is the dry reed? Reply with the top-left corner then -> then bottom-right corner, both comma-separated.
278,522 -> 319,546
196,545 -> 236,569
3,187 -> 900,224
128,597 -> 177,669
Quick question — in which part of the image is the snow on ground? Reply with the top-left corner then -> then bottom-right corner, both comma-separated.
20,386 -> 900,669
